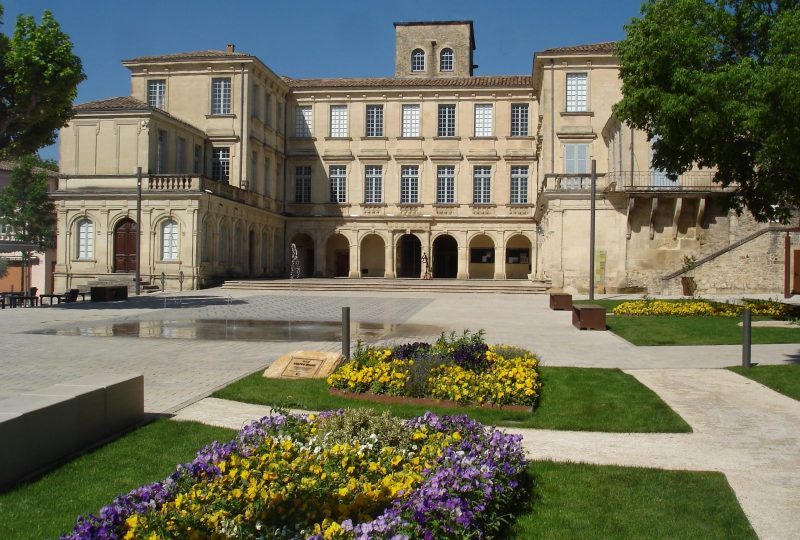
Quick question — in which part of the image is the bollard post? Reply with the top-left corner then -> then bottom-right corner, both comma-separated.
742,308 -> 751,368
342,306 -> 350,360
160,272 -> 166,292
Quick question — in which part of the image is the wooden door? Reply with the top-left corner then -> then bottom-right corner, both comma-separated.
114,218 -> 137,273
793,251 -> 800,293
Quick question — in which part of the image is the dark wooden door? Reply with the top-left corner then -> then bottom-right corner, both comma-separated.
114,218 -> 137,273
793,251 -> 800,293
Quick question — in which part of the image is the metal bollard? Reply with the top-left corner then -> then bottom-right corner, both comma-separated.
742,308 -> 751,368
342,306 -> 350,360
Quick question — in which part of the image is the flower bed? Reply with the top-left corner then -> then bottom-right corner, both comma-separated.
326,332 -> 541,407
63,410 -> 527,539
612,298 -> 793,318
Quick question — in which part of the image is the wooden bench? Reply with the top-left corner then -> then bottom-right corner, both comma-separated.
572,303 -> 607,330
549,292 -> 573,311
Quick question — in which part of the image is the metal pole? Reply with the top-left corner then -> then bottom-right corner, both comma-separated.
589,159 -> 596,300
342,306 -> 350,360
742,308 -> 751,368
135,167 -> 142,295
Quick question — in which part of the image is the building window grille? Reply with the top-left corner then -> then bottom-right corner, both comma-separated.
211,147 -> 230,182
161,219 -> 178,261
365,105 -> 384,137
411,49 -> 425,72
364,165 -> 382,204
295,106 -> 312,137
436,165 -> 455,204
295,166 -> 312,203
566,72 -> 588,112
473,166 -> 492,204
211,77 -> 232,115
147,79 -> 166,108
474,104 -> 493,137
438,104 -> 456,137
511,104 -> 529,136
330,105 -> 348,137
401,104 -> 420,137
76,218 -> 93,259
440,48 -> 454,71
400,165 -> 419,204
510,166 -> 529,204
329,165 -> 347,203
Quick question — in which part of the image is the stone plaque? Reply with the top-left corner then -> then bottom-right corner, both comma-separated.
263,350 -> 344,379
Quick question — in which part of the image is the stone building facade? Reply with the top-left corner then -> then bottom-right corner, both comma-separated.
52,21 -> 795,295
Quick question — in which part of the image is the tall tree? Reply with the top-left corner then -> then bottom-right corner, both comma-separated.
0,154 -> 56,250
0,4 -> 85,158
613,0 -> 800,222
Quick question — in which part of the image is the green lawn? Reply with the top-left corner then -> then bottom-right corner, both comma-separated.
510,461 -> 756,539
0,420 -> 235,540
213,367 -> 691,433
728,364 -> 800,401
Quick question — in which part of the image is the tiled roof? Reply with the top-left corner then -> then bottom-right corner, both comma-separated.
0,161 -> 58,177
539,42 -> 617,56
74,96 -> 151,111
284,75 -> 532,89
123,50 -> 252,63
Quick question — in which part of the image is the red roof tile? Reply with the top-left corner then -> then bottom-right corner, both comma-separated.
539,42 -> 617,56
123,50 -> 252,63
284,75 -> 531,89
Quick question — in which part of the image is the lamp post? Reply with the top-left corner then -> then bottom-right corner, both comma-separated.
135,167 -> 142,295
589,159 -> 596,300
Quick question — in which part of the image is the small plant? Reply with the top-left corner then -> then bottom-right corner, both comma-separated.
391,341 -> 431,360
432,329 -> 490,373
314,408 -> 415,451
404,350 -> 452,397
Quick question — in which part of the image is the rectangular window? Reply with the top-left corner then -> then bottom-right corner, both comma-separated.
193,144 -> 202,174
77,220 -> 93,259
250,151 -> 258,190
156,129 -> 167,174
211,147 -> 230,182
330,105 -> 348,137
401,104 -> 420,137
162,221 -> 178,261
511,104 -> 529,136
211,77 -> 232,115
295,165 -> 312,203
176,137 -> 186,172
438,104 -> 456,137
364,165 -> 382,203
400,165 -> 419,204
436,165 -> 455,204
473,166 -> 491,204
263,157 -> 270,196
566,72 -> 588,112
147,79 -> 166,108
295,106 -> 312,137
329,165 -> 347,203
251,84 -> 259,117
474,104 -> 493,137
510,166 -> 529,204
365,105 -> 384,137
564,143 -> 589,188
276,100 -> 283,132
264,92 -> 271,125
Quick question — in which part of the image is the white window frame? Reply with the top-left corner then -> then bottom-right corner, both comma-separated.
76,218 -> 93,260
400,165 -> 419,204
294,165 -> 312,203
365,104 -> 384,137
401,104 -> 420,137
329,105 -> 348,138
566,72 -> 588,112
436,165 -> 455,204
295,106 -> 312,137
438,104 -> 456,137
211,147 -> 230,182
211,77 -> 232,115
364,165 -> 383,204
440,48 -> 454,72
564,143 -> 589,189
411,49 -> 425,72
329,165 -> 347,203
161,219 -> 179,261
147,79 -> 166,109
474,104 -> 493,137
510,166 -> 529,204
511,104 -> 529,136
472,166 -> 492,204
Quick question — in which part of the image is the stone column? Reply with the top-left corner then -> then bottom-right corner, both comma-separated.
384,231 -> 396,278
457,245 -> 469,280
420,231 -> 431,279
313,233 -> 325,277
494,244 -> 506,280
348,234 -> 360,277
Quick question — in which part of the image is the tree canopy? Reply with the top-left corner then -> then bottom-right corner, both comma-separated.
0,4 -> 85,158
613,0 -> 800,222
0,154 -> 57,250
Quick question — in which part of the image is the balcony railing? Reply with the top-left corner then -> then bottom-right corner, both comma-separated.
541,173 -> 607,192
607,170 -> 730,192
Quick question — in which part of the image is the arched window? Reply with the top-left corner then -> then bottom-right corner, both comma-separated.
161,219 -> 178,260
76,218 -> 93,259
234,225 -> 243,264
261,230 -> 269,269
440,48 -> 454,71
201,220 -> 210,262
411,49 -> 425,72
219,224 -> 228,263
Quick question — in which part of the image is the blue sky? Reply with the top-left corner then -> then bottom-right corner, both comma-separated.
3,0 -> 643,160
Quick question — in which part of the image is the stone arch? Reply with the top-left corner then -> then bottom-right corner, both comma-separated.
396,233 -> 422,278
506,233 -> 533,279
432,233 -> 458,278
325,233 -> 350,277
360,233 -> 385,277
468,234 -> 495,279
289,232 -> 314,278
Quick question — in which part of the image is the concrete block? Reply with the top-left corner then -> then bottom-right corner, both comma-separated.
56,373 -> 144,434
24,385 -> 105,450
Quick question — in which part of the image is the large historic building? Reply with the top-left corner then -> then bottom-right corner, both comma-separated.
53,21 -> 796,295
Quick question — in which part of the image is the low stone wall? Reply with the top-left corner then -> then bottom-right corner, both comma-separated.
0,373 -> 144,491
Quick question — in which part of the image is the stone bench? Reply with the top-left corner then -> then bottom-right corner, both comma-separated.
0,373 -> 144,491
572,304 -> 607,330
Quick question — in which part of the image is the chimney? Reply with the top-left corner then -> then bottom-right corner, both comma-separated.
226,43 -> 235,54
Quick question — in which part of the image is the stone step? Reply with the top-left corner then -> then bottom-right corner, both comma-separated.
221,278 -> 550,294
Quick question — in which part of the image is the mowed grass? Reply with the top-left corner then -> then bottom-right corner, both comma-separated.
510,461 -> 756,540
213,367 -> 691,433
0,420 -> 235,540
728,364 -> 800,401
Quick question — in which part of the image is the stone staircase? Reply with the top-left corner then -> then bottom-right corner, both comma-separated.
85,275 -> 160,294
221,278 -> 551,294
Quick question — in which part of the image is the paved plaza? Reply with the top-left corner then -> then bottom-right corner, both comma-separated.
1,288 -> 799,538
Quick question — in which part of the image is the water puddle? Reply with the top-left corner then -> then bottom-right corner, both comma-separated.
29,319 -> 443,342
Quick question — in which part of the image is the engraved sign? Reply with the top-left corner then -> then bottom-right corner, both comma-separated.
281,356 -> 324,378
263,350 -> 344,379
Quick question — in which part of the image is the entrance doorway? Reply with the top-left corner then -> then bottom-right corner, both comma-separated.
114,218 -> 137,273
396,234 -> 421,278
432,234 -> 458,278
325,233 -> 350,277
